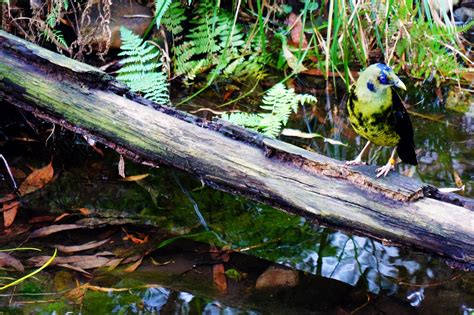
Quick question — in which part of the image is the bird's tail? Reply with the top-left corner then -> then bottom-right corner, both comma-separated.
397,138 -> 417,166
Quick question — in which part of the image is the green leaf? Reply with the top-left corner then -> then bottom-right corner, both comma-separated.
223,83 -> 317,138
155,0 -> 172,29
117,27 -> 170,105
225,268 -> 242,280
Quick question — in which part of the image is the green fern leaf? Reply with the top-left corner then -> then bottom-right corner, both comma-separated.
155,0 -> 172,29
221,112 -> 262,128
117,27 -> 170,105
222,83 -> 317,138
162,2 -> 186,36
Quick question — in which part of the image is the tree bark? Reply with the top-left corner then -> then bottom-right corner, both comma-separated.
0,30 -> 473,267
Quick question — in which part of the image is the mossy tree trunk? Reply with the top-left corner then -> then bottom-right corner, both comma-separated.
0,30 -> 473,267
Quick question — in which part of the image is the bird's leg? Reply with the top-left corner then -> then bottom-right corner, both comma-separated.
376,147 -> 397,178
346,141 -> 371,165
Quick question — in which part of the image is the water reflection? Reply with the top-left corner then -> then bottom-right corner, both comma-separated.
141,287 -> 170,312
407,288 -> 425,307
0,86 -> 472,313
112,287 -> 255,314
273,231 -> 421,294
462,304 -> 474,315
203,301 -> 257,315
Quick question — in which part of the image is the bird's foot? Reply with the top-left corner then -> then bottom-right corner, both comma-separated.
375,159 -> 395,178
345,158 -> 366,166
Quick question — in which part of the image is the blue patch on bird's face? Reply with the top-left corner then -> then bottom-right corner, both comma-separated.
376,63 -> 392,85
376,63 -> 392,72
378,72 -> 389,85
367,81 -> 376,92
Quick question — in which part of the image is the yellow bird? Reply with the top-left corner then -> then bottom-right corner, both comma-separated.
346,64 -> 417,177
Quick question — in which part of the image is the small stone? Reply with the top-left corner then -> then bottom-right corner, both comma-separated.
255,265 -> 299,289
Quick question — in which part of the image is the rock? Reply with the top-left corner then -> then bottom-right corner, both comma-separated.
255,265 -> 299,289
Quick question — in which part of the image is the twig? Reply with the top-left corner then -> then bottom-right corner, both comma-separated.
351,293 -> 371,314
173,174 -> 209,231
0,154 -> 18,190
398,272 -> 465,288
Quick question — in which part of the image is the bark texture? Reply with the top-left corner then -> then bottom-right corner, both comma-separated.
0,30 -> 472,266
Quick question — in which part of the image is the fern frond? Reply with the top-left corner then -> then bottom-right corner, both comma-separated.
171,1 -> 252,83
222,83 -> 317,138
46,0 -> 62,28
155,0 -> 172,29
117,27 -> 170,105
167,1 -> 268,83
40,27 -> 67,48
259,113 -> 283,138
221,112 -> 262,128
223,54 -> 268,81
261,83 -> 298,125
162,1 -> 186,36
296,94 -> 318,106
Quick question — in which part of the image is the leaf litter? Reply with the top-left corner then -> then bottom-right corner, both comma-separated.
18,161 -> 54,196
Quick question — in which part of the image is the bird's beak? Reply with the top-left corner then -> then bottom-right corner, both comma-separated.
391,75 -> 406,90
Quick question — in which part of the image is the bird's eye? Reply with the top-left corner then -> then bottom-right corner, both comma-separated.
378,73 -> 389,85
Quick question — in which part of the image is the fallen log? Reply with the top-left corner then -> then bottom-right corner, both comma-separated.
0,30 -> 473,266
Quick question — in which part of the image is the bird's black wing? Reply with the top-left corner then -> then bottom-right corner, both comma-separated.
391,91 -> 418,165
344,86 -> 357,115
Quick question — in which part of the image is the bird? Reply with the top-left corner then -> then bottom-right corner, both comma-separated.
346,63 -> 417,177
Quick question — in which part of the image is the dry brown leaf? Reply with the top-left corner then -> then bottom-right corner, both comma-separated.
29,254 -> 113,269
0,252 -> 24,272
91,145 -> 104,156
118,155 -> 125,178
55,238 -> 111,254
121,254 -> 143,264
18,161 -> 54,196
77,208 -> 92,216
94,251 -> 116,257
213,263 -> 227,292
222,90 -> 233,102
0,194 -> 17,203
287,13 -> 308,48
53,213 -> 71,222
10,168 -> 27,180
57,263 -> 91,275
3,201 -> 19,227
107,258 -> 125,271
453,170 -> 464,188
282,45 -> 307,73
461,69 -> 474,82
210,245 -> 227,291
122,228 -> 149,244
1,200 -> 19,212
121,174 -> 149,182
1,224 -> 31,238
30,224 -> 86,238
124,256 -> 143,273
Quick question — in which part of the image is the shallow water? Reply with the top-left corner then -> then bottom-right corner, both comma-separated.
0,80 -> 472,314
